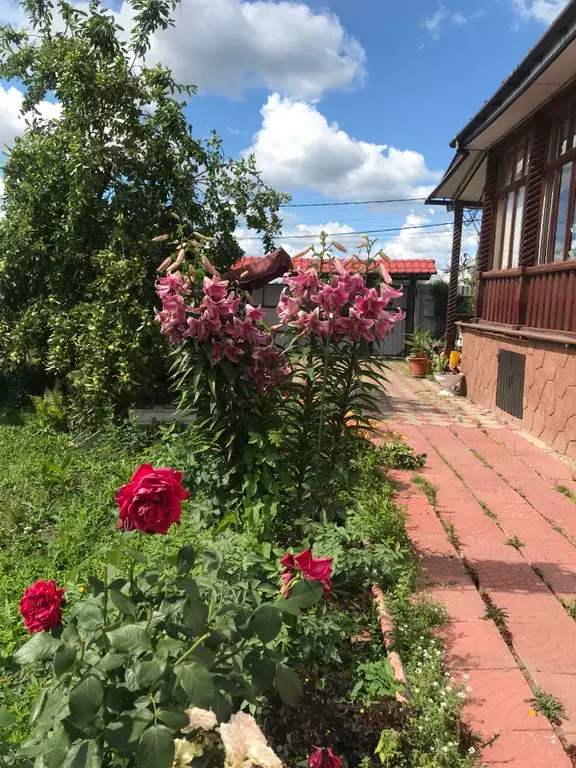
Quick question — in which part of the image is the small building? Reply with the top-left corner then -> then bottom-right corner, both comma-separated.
237,255 -> 437,355
428,1 -> 576,457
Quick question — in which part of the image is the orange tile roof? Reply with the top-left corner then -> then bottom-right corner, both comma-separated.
235,255 -> 436,276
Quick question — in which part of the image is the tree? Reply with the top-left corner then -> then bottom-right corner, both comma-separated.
0,0 -> 286,424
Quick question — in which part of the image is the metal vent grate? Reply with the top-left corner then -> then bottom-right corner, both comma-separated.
496,350 -> 526,419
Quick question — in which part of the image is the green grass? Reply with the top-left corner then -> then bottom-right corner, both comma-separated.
411,474 -> 438,507
506,536 -> 524,550
555,483 -> 576,504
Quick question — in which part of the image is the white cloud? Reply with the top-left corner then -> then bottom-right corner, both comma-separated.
511,0 -> 569,23
383,213 -> 478,268
115,0 -> 365,100
235,220 -> 356,255
0,86 -> 60,150
246,94 -> 439,200
422,3 -> 484,38
423,3 -> 449,38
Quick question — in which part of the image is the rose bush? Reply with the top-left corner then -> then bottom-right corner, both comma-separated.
309,747 -> 343,768
280,549 -> 332,598
115,463 -> 190,535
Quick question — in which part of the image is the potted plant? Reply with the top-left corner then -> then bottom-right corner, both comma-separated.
432,351 -> 463,394
406,326 -> 432,377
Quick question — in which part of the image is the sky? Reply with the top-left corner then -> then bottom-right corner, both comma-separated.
0,0 -> 570,267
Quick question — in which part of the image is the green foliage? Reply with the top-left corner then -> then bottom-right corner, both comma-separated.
378,440 -> 426,471
405,326 -> 432,358
2,539 -> 320,764
555,483 -> 576,504
375,729 -> 404,766
527,688 -> 566,724
0,0 -> 286,426
30,387 -> 69,433
411,475 -> 437,507
351,659 -> 399,706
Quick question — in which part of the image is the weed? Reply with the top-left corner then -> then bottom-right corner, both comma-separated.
479,501 -> 498,520
442,520 -> 461,551
374,729 -> 403,766
533,566 -> 544,580
515,486 -> 527,500
562,600 -> 576,620
555,483 -> 576,504
411,474 -> 438,507
470,448 -> 491,468
351,659 -> 400,706
461,557 -> 480,589
527,688 -> 566,724
506,536 -> 524,550
480,591 -> 513,645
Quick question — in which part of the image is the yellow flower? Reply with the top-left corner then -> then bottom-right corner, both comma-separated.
78,586 -> 85,593
359,708 -> 365,714
529,709 -> 537,717
392,431 -> 398,437
401,435 -> 408,441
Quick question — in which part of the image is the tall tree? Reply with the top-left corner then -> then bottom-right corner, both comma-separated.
0,0 -> 286,424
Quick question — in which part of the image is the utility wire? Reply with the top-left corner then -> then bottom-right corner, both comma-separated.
280,196 -> 427,208
235,221 -> 454,241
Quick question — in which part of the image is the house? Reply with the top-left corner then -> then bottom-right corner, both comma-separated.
236,254 -> 437,355
428,1 -> 576,457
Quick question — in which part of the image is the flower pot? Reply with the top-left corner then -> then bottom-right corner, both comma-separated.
408,357 -> 429,378
433,372 -> 463,393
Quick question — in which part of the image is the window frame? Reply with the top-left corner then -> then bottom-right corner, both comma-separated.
491,134 -> 531,271
537,105 -> 576,264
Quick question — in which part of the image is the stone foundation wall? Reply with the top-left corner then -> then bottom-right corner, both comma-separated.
461,326 -> 576,458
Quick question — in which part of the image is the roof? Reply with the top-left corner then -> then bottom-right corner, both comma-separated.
236,255 -> 436,279
428,0 -> 576,205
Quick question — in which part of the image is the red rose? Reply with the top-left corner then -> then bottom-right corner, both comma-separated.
19,580 -> 66,633
115,464 -> 189,535
309,748 -> 342,768
280,548 -> 333,597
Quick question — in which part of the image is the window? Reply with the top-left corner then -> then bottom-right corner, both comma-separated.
492,137 -> 530,269
539,109 -> 576,264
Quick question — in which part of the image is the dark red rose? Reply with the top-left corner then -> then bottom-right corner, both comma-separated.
280,548 -> 333,597
115,464 -> 189,535
309,748 -> 342,768
19,580 -> 66,633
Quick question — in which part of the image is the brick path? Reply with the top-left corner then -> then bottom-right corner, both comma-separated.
381,364 -> 576,767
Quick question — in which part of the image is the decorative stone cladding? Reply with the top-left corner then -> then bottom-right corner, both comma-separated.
461,326 -> 576,458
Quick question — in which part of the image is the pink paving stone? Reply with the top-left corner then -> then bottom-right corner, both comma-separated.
498,515 -> 566,540
442,620 -> 516,670
489,429 -> 574,482
488,588 -> 574,626
459,668 -> 552,733
458,536 -> 526,565
480,730 -> 571,767
438,510 -> 504,538
410,532 -> 457,557
405,513 -> 447,536
507,621 -> 576,673
417,554 -> 470,587
536,562 -> 576,598
533,673 -> 576,746
520,535 -> 576,565
430,584 -> 487,622
473,561 -> 551,593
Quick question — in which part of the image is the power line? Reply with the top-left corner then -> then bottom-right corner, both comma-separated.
236,221 -> 454,241
280,196 -> 427,208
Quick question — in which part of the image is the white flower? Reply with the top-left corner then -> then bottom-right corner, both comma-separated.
466,686 -> 472,692
468,747 -> 476,755
172,739 -> 203,768
463,674 -> 470,680
220,712 -> 283,768
446,686 -> 452,692
458,692 -> 465,699
182,708 -> 218,734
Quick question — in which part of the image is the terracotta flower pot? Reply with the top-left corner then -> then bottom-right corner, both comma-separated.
408,356 -> 429,378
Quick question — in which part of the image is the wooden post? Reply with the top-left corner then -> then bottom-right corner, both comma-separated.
404,278 -> 417,355
475,154 -> 497,320
445,202 -> 464,355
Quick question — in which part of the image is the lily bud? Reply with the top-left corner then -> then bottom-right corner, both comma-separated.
293,246 -> 312,259
332,241 -> 347,253
193,231 -> 213,242
203,256 -> 219,276
240,270 -> 249,278
152,234 -> 169,243
157,257 -> 172,272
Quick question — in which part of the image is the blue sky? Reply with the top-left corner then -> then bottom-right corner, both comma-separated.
0,0 -> 569,266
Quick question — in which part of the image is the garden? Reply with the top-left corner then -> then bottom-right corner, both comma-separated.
0,1 -> 480,765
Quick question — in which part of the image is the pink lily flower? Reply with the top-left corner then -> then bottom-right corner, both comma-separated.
334,307 -> 374,342
202,275 -> 229,301
155,273 -> 189,299
290,308 -> 329,338
379,283 -> 403,303
277,289 -> 300,322
311,282 -> 349,314
284,267 -> 319,299
245,304 -> 266,322
354,288 -> 390,318
183,312 -> 222,341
